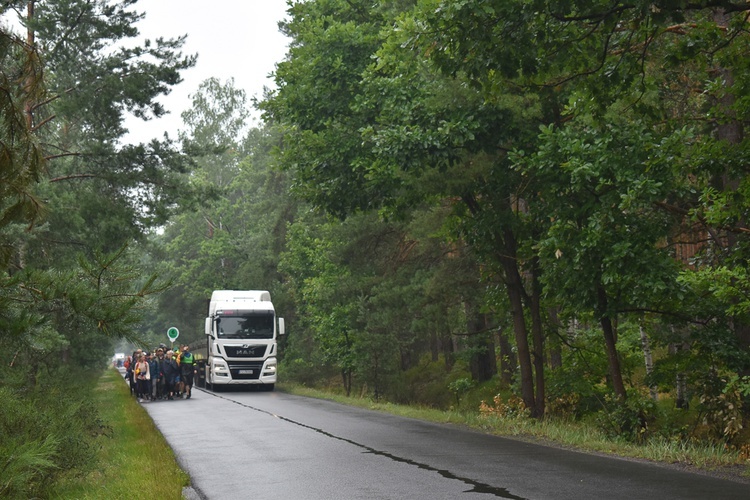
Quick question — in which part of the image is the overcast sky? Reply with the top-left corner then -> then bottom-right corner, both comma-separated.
123,0 -> 290,144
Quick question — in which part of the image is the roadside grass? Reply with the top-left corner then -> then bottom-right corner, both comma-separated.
53,368 -> 189,499
278,383 -> 750,477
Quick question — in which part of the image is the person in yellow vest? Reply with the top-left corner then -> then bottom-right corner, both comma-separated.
178,345 -> 196,399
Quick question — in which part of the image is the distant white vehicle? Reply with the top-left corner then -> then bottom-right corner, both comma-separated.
197,290 -> 285,391
113,352 -> 125,367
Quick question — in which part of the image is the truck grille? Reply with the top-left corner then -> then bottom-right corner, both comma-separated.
227,361 -> 264,380
224,345 -> 267,357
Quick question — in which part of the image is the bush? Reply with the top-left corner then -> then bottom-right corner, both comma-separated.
595,391 -> 658,443
545,366 -> 609,418
0,367 -> 102,498
455,377 -> 510,413
448,377 -> 474,405
390,354 -> 456,408
280,357 -> 332,387
479,393 -> 531,420
697,373 -> 749,443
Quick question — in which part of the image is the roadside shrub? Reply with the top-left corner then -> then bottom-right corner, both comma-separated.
391,354 -> 455,408
546,392 -> 582,418
648,398 -> 692,441
697,373 -> 749,443
479,394 -> 531,420
448,377 -> 474,406
595,391 -> 658,443
545,366 -> 609,418
0,367 -> 101,498
280,356 -> 331,386
456,377 -> 509,413
0,387 -> 58,498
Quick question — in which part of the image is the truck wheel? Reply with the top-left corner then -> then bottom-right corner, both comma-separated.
263,383 -> 275,392
211,375 -> 222,392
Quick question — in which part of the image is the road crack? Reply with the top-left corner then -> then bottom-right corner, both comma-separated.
202,390 -> 527,499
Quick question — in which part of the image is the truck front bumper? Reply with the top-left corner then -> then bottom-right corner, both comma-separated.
209,357 -> 277,385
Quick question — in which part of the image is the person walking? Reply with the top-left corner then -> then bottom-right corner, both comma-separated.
128,349 -> 143,396
149,349 -> 164,400
179,345 -> 196,399
134,353 -> 151,402
163,350 -> 179,400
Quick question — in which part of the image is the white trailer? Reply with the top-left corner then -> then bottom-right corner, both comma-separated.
199,290 -> 285,391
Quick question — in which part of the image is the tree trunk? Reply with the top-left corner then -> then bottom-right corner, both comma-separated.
373,353 -> 380,402
24,1 -> 35,130
639,323 -> 657,400
461,195 -> 535,414
713,9 -> 750,375
668,341 -> 690,409
529,260 -> 545,417
497,326 -> 516,387
597,286 -> 627,400
676,372 -> 688,409
430,329 -> 439,362
735,324 -> 750,378
343,369 -> 352,397
499,227 -> 536,415
465,299 -> 497,382
548,307 -> 563,370
442,320 -> 455,371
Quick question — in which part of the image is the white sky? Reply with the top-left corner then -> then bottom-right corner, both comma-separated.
123,0 -> 290,144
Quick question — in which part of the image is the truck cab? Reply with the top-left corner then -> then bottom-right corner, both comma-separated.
202,290 -> 285,391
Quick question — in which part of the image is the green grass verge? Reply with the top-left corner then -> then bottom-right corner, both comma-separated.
53,368 -> 190,499
278,383 -> 750,478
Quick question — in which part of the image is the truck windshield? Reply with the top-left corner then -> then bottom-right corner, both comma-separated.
216,312 -> 274,339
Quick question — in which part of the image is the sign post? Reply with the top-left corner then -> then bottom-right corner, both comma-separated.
167,326 -> 179,348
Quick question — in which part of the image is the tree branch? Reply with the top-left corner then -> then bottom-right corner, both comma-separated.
48,173 -> 101,182
31,113 -> 55,131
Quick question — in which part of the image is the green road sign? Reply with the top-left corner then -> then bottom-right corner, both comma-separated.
167,327 -> 179,341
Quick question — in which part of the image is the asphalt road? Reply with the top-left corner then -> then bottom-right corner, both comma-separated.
139,387 -> 749,500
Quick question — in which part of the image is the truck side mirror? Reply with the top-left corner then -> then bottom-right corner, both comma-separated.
278,317 -> 286,335
205,317 -> 213,337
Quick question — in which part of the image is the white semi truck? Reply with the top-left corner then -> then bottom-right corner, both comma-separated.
198,290 -> 285,391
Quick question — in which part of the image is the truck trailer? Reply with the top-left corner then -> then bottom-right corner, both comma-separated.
198,290 -> 285,391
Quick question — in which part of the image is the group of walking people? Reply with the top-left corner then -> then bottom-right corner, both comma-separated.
124,344 -> 196,402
